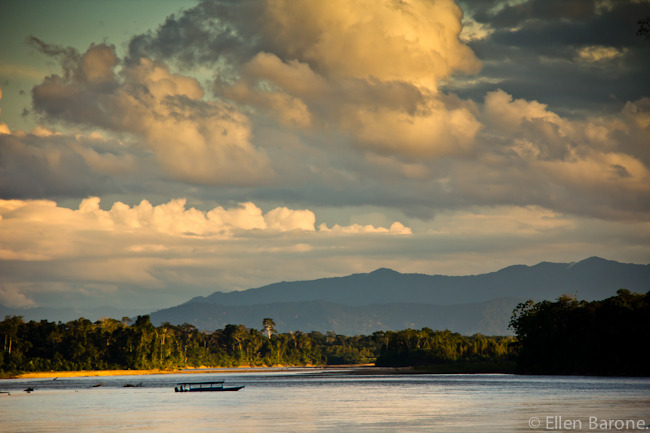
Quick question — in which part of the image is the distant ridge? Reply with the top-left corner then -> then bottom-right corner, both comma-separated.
190,256 -> 649,306
151,257 -> 649,335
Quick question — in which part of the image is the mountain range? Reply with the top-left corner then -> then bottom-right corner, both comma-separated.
3,257 -> 648,335
148,257 -> 649,335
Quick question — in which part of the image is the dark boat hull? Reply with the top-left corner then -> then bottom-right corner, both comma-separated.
175,385 -> 245,392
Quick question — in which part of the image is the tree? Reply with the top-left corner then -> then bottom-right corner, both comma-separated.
1,316 -> 23,355
509,291 -> 649,376
262,318 -> 276,339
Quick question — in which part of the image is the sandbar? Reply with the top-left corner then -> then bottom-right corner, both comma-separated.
7,366 -> 331,379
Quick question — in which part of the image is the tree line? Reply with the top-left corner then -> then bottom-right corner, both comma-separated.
375,329 -> 516,372
0,314 -> 512,375
2,289 -> 647,376
0,315 -> 385,374
509,289 -> 649,376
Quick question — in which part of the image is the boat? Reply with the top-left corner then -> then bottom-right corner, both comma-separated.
174,381 -> 245,392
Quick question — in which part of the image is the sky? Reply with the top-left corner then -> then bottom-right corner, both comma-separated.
1,0 -> 649,312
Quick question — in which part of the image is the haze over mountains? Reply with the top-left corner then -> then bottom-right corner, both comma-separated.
3,257 -> 648,335
189,257 -> 646,306
148,257 -> 649,335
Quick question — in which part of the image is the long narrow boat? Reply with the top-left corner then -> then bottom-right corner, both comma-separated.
174,381 -> 245,392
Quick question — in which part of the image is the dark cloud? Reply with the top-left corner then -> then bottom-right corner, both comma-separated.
126,0 -> 265,68
27,36 -> 83,79
0,132 -> 126,199
28,37 -> 120,88
468,0 -> 597,28
452,0 -> 650,115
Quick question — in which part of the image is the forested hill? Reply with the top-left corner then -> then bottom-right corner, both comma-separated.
149,257 -> 649,335
192,257 -> 649,306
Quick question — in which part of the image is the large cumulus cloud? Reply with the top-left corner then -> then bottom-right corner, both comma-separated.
29,39 -> 272,185
128,0 -> 484,159
472,91 -> 650,220
3,0 -> 645,223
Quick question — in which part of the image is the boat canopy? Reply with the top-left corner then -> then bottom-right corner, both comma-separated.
174,380 -> 244,392
176,381 -> 225,386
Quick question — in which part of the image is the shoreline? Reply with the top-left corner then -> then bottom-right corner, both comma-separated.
9,369 -> 182,379
4,365 -> 374,380
3,364 -> 516,380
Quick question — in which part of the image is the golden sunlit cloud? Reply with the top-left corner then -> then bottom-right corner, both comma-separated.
0,197 -> 412,306
30,42 -> 273,185
0,197 -> 411,244
218,0 -> 484,160
262,0 -> 481,88
576,45 -> 625,62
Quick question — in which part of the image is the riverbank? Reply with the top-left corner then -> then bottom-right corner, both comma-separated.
3,361 -> 516,379
0,364 -> 344,379
9,369 -> 179,379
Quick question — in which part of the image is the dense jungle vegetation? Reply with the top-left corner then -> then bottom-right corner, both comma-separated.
0,315 -> 512,375
375,329 -> 516,372
509,289 -> 649,376
2,290 -> 647,376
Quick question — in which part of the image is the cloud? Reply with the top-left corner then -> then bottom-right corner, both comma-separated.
14,30 -> 650,221
0,285 -> 36,308
319,221 -> 412,235
305,88 -> 650,221
30,40 -> 273,185
576,46 -> 625,63
74,198 -> 318,237
348,96 -> 480,158
466,0 -> 598,29
0,196 -> 410,248
225,53 -> 480,159
3,0 -> 649,313
471,90 -> 650,220
0,126 -> 137,198
265,207 -> 316,231
0,197 -> 412,307
449,0 -> 650,115
260,0 -> 481,88
427,205 -> 574,236
1,193 -> 647,312
125,0 -> 484,160
483,89 -> 559,133
128,0 -> 481,86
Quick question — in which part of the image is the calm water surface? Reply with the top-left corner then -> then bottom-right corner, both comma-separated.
1,370 -> 648,432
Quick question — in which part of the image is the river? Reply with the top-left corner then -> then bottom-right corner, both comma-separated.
1,370 -> 648,432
